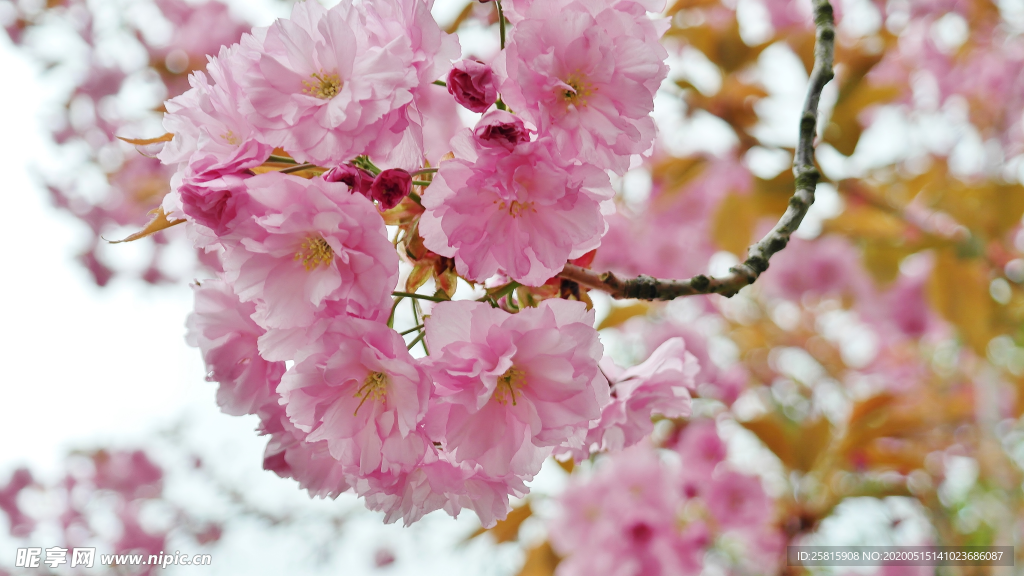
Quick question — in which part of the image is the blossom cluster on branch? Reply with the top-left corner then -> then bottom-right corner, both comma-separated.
159,0 -> 699,528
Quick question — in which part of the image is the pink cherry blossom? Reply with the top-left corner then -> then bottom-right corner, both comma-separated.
259,403 -> 353,499
239,0 -> 458,168
355,447 -> 527,528
420,135 -> 613,286
496,0 -> 669,174
423,299 -> 608,478
160,44 -> 271,174
561,337 -> 697,461
186,279 -> 286,417
279,316 -> 432,477
221,172 -> 399,331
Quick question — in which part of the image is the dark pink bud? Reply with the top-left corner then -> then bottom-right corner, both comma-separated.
370,169 -> 413,210
179,178 -> 249,236
447,59 -> 497,113
323,164 -> 374,199
473,110 -> 531,151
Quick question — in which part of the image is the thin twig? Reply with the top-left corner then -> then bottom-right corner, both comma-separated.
407,331 -> 426,350
392,291 -> 449,303
497,0 -> 506,50
280,163 -> 317,174
559,0 -> 835,300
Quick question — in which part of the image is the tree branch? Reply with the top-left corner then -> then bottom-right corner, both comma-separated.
560,0 -> 836,300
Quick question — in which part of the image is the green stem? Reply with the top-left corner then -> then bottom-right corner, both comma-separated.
478,281 -> 521,303
495,98 -> 507,111
392,291 -> 449,303
497,0 -> 506,50
387,295 -> 405,329
399,324 -> 425,336
280,163 -> 317,174
411,168 -> 438,177
433,80 -> 447,87
267,155 -> 298,164
408,192 -> 422,206
412,180 -> 433,187
407,331 -> 426,351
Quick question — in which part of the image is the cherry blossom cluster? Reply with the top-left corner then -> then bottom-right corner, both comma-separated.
159,0 -> 687,527
550,423 -> 782,576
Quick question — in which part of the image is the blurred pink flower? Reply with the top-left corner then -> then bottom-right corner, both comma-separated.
704,470 -> 772,530
0,469 -> 35,537
551,445 -> 706,576
674,419 -> 726,496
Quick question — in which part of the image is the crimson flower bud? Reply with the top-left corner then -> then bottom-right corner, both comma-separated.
370,169 -> 413,210
323,164 -> 374,199
473,110 -> 531,151
447,59 -> 497,113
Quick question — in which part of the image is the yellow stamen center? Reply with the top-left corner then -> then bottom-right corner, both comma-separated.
221,130 -> 240,145
494,366 -> 526,406
354,371 -> 389,415
303,71 -> 343,100
294,235 -> 334,270
495,199 -> 535,218
560,72 -> 594,108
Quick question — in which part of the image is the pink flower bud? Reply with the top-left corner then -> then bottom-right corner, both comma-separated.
323,164 -> 374,199
370,169 -> 413,210
447,59 -> 497,113
473,110 -> 531,151
179,177 -> 249,236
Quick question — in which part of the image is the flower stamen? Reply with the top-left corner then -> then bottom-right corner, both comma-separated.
354,371 -> 389,415
494,366 -> 525,406
560,72 -> 594,108
294,235 -> 334,270
303,71 -> 343,100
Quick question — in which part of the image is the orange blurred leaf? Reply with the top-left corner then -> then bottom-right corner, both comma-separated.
106,208 -> 184,244
467,502 -> 532,544
713,192 -> 757,257
117,133 -> 174,146
517,542 -> 561,576
597,303 -> 651,330
927,248 -> 996,355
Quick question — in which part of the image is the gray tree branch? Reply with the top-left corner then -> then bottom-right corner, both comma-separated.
560,0 -> 836,300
